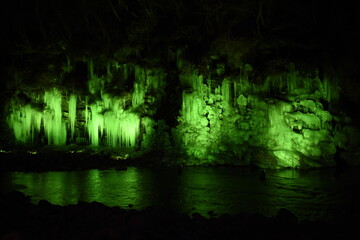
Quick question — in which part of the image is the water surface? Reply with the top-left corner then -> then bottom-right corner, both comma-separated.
1,166 -> 359,222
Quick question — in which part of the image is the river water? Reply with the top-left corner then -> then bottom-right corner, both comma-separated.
1,166 -> 360,222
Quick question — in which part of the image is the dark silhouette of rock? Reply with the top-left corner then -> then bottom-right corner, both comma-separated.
0,191 -> 356,239
38,199 -> 52,208
276,208 -> 298,226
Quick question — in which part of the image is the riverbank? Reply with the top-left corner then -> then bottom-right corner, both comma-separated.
0,147 -> 164,172
0,191 -> 356,239
1,145 -> 354,173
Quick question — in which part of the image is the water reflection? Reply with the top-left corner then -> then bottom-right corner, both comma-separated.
2,167 -> 360,221
178,167 -> 271,216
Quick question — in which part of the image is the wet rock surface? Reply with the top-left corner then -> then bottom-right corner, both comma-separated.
0,191 -> 357,239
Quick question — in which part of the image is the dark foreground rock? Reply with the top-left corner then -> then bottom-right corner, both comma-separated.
0,191 -> 357,240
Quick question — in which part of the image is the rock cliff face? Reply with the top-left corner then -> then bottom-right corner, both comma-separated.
1,0 -> 359,168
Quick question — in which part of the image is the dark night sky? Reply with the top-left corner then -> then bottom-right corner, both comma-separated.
1,0 -> 358,51
0,0 -> 359,87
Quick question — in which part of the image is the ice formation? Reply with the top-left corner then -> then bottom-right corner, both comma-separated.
6,61 -> 165,149
4,58 -> 358,168
7,88 -> 67,145
43,89 -> 67,145
175,64 -> 340,167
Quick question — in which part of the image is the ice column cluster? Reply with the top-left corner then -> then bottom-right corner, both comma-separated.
6,61 -> 165,148
8,88 -> 67,145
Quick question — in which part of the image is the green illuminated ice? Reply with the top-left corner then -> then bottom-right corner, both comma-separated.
7,104 -> 43,144
43,89 -> 67,145
7,88 -> 67,145
5,58 -> 354,168
175,63 -> 339,168
86,94 -> 140,147
6,61 -> 168,149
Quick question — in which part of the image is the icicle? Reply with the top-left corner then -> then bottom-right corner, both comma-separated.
6,64 -> 166,149
68,94 -> 77,141
131,66 -> 166,108
132,82 -> 145,108
7,90 -> 67,145
62,57 -> 73,73
87,103 -> 104,146
85,97 -> 89,124
86,96 -> 139,147
43,89 -> 67,145
103,112 -> 117,147
88,75 -> 105,95
104,111 -> 140,147
122,63 -> 128,79
7,103 -> 42,143
287,71 -> 298,94
102,93 -> 112,109
233,81 -> 238,106
87,59 -> 106,95
118,112 -> 140,147
222,79 -> 232,107
135,66 -> 146,85
237,94 -> 247,115
146,71 -> 165,92
179,72 -> 203,91
181,92 -> 203,124
113,61 -> 120,71
322,77 -> 339,104
132,66 -> 146,108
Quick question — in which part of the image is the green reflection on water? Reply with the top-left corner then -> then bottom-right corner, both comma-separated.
8,168 -> 144,208
4,167 -> 360,221
178,167 -> 271,217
